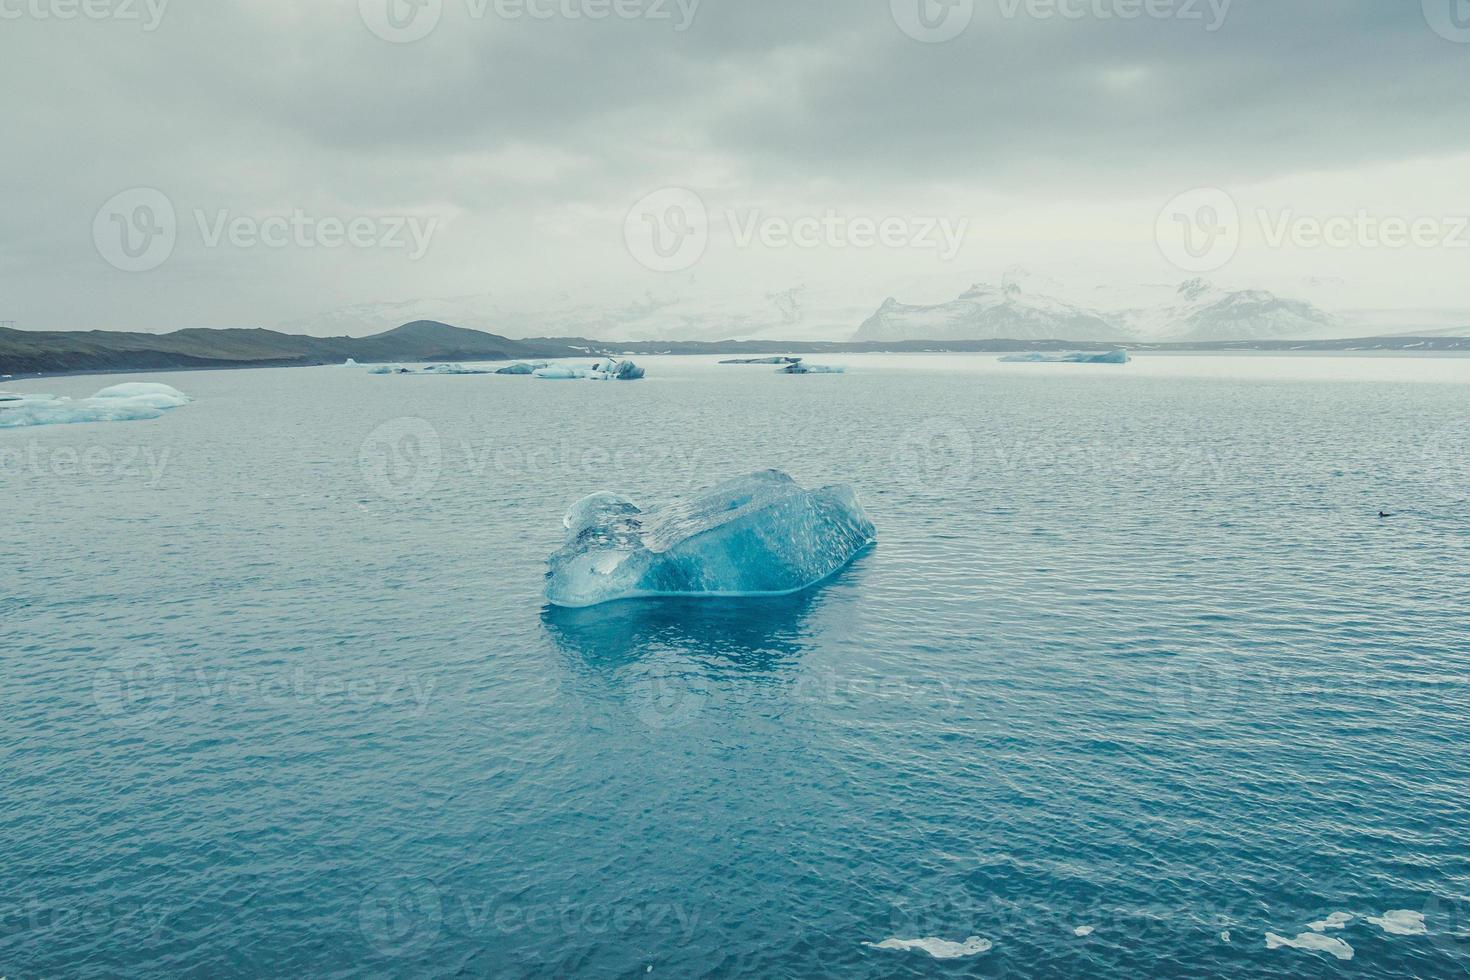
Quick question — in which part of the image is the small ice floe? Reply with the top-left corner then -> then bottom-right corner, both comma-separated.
368,365 -> 412,375
1307,912 -> 1353,932
1366,910 -> 1426,936
863,936 -> 992,959
495,362 -> 550,376
1220,931 -> 1231,943
776,362 -> 844,375
1073,926 -> 1095,937
342,358 -> 359,367
1265,932 -> 1354,961
720,356 -> 803,365
419,363 -> 494,375
0,382 -> 191,429
999,349 -> 1131,365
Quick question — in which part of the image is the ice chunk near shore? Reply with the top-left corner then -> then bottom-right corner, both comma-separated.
863,937 -> 992,959
343,358 -> 359,367
721,356 -> 803,365
1266,932 -> 1354,960
545,470 -> 876,608
999,350 -> 1131,364
0,382 -> 191,429
368,365 -> 412,375
1367,911 -> 1426,936
420,363 -> 494,375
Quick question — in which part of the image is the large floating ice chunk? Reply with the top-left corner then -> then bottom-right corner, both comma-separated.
496,361 -> 550,375
545,470 -> 875,608
777,362 -> 844,375
0,382 -> 192,429
863,936 -> 992,959
999,349 -> 1131,364
535,359 -> 645,381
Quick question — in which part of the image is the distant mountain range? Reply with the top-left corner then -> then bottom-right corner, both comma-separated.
855,278 -> 1346,344
6,316 -> 1470,378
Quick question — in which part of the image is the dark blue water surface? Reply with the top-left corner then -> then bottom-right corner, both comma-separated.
3,355 -> 1469,977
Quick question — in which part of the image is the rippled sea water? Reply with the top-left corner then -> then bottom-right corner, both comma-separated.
4,354 -> 1470,977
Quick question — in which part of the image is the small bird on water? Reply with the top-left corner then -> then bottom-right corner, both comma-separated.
1379,511 -> 1394,518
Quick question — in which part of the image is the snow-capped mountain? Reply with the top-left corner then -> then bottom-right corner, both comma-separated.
1121,278 -> 1342,342
852,277 -> 1343,343
852,282 -> 1122,343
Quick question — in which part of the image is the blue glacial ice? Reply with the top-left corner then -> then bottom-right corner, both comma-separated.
999,349 -> 1131,364
0,382 -> 192,429
496,362 -> 551,375
545,469 -> 876,608
862,937 -> 992,959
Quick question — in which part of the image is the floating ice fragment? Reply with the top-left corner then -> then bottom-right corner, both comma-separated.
343,358 -> 360,367
496,362 -> 551,375
777,362 -> 844,374
534,359 -> 644,381
721,356 -> 803,365
419,363 -> 495,375
1073,926 -> 1095,937
1367,910 -> 1426,936
0,382 -> 191,429
999,350 -> 1131,364
1265,932 -> 1354,960
368,365 -> 411,375
1307,912 -> 1353,932
545,470 -> 876,608
1220,931 -> 1231,943
863,937 -> 992,959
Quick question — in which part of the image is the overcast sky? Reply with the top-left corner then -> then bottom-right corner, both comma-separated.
4,0 -> 1470,334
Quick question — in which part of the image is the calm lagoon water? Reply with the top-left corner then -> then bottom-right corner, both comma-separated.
3,353 -> 1470,977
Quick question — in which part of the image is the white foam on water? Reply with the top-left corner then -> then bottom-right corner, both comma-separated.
863,936 -> 993,959
1307,912 -> 1353,931
1367,910 -> 1427,936
1073,926 -> 1095,937
1266,931 -> 1354,960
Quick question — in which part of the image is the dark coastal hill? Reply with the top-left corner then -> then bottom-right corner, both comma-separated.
3,321 -> 1469,377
